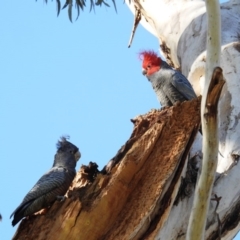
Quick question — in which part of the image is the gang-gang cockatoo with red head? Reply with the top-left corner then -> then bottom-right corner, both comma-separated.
140,50 -> 197,108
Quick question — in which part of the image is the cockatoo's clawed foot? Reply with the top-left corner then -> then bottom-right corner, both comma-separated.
56,195 -> 66,202
40,208 -> 48,215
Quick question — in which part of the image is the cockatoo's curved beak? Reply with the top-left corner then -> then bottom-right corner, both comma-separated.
74,150 -> 81,162
142,69 -> 147,75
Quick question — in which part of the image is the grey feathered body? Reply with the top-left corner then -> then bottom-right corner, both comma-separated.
147,61 -> 197,107
10,138 -> 80,226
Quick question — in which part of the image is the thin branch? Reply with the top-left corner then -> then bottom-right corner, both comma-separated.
187,1 -> 222,238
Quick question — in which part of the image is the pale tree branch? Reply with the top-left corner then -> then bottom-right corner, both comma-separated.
187,1 -> 224,239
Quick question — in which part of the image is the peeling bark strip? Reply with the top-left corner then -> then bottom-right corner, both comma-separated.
13,99 -> 200,240
128,5 -> 141,48
204,67 -> 225,120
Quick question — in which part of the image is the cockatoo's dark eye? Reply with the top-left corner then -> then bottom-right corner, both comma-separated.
147,65 -> 151,69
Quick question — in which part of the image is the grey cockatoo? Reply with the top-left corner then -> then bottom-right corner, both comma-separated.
140,50 -> 197,108
10,136 -> 81,226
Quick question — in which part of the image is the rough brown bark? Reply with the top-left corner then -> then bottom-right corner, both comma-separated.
12,98 -> 201,240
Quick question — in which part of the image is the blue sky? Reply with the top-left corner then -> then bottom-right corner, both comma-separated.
1,1 -> 238,240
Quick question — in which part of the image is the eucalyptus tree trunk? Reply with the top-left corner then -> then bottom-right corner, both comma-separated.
127,0 -> 240,239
